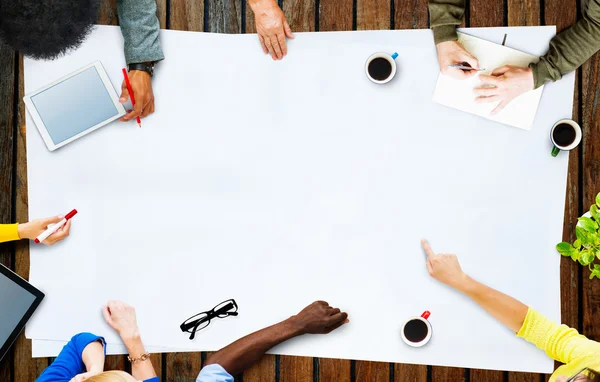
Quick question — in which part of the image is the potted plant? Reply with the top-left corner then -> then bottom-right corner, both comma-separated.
556,192 -> 600,279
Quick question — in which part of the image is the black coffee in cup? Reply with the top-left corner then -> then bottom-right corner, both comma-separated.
368,57 -> 393,81
403,318 -> 429,343
552,123 -> 576,147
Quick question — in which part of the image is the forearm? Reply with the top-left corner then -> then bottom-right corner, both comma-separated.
123,334 -> 157,380
248,0 -> 277,11
81,340 -> 105,373
455,275 -> 529,333
428,0 -> 466,45
531,0 -> 600,88
1,223 -> 20,243
117,0 -> 165,64
205,318 -> 302,376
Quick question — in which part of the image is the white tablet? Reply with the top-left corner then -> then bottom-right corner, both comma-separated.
23,61 -> 126,151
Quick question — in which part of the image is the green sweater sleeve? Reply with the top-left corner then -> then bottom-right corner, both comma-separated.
428,0 -> 466,45
531,0 -> 600,89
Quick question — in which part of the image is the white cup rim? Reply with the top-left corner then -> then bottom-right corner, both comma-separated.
365,52 -> 397,84
400,316 -> 432,347
551,118 -> 582,151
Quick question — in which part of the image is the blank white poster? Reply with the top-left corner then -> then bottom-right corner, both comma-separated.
24,26 -> 573,373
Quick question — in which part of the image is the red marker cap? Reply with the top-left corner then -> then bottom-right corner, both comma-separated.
421,311 -> 431,320
65,209 -> 78,220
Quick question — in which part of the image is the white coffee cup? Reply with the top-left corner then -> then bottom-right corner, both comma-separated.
401,311 -> 432,347
365,52 -> 399,84
550,119 -> 582,157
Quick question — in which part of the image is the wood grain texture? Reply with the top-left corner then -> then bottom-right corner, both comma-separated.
581,48 -> 600,341
97,0 -> 119,25
507,0 -> 540,27
470,0 -> 503,27
431,366 -> 466,382
207,0 -> 242,33
245,0 -> 257,34
319,0 -> 353,31
394,363 -> 427,382
242,354 -> 276,381
394,0 -> 428,29
355,360 -> 389,382
357,0 -> 390,30
318,358 -> 351,381
284,0 -> 316,32
165,353 -> 203,382
471,369 -> 506,382
170,0 -> 204,31
280,355 -> 313,382
0,32 -> 16,382
508,372 -> 540,382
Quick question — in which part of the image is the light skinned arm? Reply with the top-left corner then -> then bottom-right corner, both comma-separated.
421,239 -> 528,332
248,0 -> 294,60
204,301 -> 349,376
69,339 -> 105,382
103,301 -> 157,381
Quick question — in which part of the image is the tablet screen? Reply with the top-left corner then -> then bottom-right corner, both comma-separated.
0,271 -> 37,347
30,66 -> 119,145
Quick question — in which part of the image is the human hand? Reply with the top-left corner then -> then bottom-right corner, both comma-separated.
436,40 -> 480,79
288,301 -> 349,335
120,70 -> 155,122
18,216 -> 72,245
421,239 -> 468,289
251,0 -> 294,60
70,370 -> 102,382
103,301 -> 140,341
475,65 -> 534,114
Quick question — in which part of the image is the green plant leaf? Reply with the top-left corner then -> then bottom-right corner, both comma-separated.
579,249 -> 594,266
591,205 -> 600,222
596,192 -> 600,207
572,251 -> 581,261
557,242 -> 574,256
595,248 -> 600,261
578,216 -> 598,233
590,268 -> 600,280
595,264 -> 600,271
576,226 -> 592,246
574,239 -> 582,249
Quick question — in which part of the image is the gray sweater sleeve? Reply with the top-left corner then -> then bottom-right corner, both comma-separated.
117,0 -> 165,64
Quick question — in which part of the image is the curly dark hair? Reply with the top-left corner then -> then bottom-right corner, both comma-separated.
0,0 -> 99,60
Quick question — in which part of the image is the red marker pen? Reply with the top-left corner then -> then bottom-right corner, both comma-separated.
34,209 -> 77,244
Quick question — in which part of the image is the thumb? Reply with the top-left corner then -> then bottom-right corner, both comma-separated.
492,65 -> 511,76
284,20 -> 294,39
120,83 -> 129,103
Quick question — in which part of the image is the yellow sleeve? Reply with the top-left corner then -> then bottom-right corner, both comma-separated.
517,307 -> 600,364
0,223 -> 20,243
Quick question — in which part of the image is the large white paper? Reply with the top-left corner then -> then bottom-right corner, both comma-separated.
432,32 -> 545,130
24,26 -> 573,373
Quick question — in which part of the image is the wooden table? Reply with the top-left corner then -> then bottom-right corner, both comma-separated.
0,0 -> 598,381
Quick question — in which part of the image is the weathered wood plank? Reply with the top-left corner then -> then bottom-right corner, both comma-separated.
471,369 -> 505,382
171,0 -> 204,31
242,354 -> 276,381
431,366 -> 466,382
97,0 -> 119,25
284,0 -> 316,32
581,48 -> 600,341
507,0 -> 540,27
0,34 -> 16,382
319,0 -> 353,31
357,0 -> 390,30
470,0 -> 503,27
394,0 -> 428,30
508,373 -> 540,382
166,352 -> 203,381
280,355 -> 312,382
318,358 -> 351,381
207,0 -> 242,33
394,363 -> 427,382
355,360 -> 389,381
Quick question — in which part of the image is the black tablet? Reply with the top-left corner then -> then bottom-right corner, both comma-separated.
0,263 -> 44,361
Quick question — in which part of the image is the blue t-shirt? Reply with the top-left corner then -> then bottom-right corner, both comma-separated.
36,332 -> 159,382
196,364 -> 234,382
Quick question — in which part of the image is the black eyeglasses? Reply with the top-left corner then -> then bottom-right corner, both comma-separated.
567,367 -> 600,382
180,299 -> 239,340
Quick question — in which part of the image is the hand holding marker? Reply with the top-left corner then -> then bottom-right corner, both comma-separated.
35,209 -> 77,244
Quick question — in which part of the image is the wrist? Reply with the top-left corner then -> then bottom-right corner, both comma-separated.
282,316 -> 306,337
120,329 -> 141,344
17,222 -> 32,240
454,273 -> 473,293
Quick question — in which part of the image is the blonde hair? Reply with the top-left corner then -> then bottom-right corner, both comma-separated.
86,371 -> 131,382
